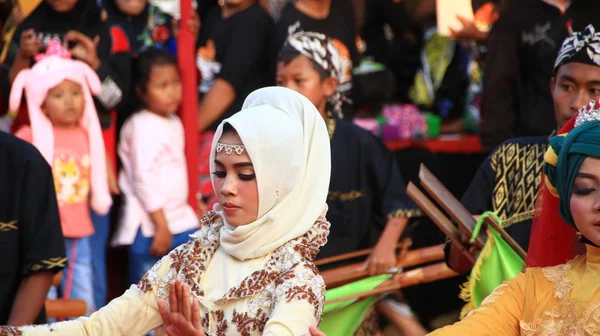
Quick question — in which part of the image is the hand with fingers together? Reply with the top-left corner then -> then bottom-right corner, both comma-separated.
158,279 -> 205,336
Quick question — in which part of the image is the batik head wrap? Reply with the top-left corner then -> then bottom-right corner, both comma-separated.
279,23 -> 345,118
543,100 -> 600,245
554,24 -> 600,72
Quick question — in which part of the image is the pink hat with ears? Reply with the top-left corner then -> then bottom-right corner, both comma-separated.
9,41 -> 111,215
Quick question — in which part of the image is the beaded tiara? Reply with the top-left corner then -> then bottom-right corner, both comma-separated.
574,100 -> 600,127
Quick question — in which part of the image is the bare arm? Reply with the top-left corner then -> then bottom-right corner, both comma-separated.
197,79 -> 236,132
148,209 -> 173,257
8,270 -> 54,326
366,217 -> 408,276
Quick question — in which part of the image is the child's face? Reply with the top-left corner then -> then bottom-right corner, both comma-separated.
46,0 -> 78,13
42,79 -> 85,129
115,0 -> 147,16
276,55 -> 337,119
141,63 -> 182,117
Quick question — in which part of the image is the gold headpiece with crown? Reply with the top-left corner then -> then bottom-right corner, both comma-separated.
574,100 -> 600,127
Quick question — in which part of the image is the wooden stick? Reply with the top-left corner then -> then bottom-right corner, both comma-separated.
325,262 -> 458,304
418,164 -> 486,249
322,245 -> 446,288
315,240 -> 411,267
483,215 -> 527,260
406,183 -> 476,264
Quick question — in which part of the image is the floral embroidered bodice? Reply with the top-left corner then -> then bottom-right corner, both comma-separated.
138,211 -> 330,335
430,245 -> 600,336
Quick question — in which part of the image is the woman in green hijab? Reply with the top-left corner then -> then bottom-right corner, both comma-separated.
427,100 -> 600,335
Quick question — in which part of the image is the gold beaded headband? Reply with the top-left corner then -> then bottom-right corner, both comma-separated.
216,143 -> 246,155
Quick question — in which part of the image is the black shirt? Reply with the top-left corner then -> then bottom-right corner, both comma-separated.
318,119 -> 420,268
275,0 -> 360,95
0,131 -> 66,324
359,0 -> 422,102
461,136 -> 549,251
480,0 -> 600,151
197,3 -> 275,130
4,1 -> 131,126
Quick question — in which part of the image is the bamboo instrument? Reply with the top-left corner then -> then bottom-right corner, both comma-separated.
325,262 -> 458,304
417,164 -> 527,260
418,164 -> 486,249
483,215 -> 527,260
45,299 -> 87,319
406,182 -> 476,264
322,244 -> 446,288
315,241 -> 411,267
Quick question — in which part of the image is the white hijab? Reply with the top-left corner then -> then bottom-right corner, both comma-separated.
210,87 -> 331,261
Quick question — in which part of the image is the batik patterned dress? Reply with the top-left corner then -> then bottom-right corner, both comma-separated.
0,211 -> 330,336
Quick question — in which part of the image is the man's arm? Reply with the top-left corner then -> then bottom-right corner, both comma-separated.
14,140 -> 66,325
197,79 -> 236,132
7,271 -> 54,326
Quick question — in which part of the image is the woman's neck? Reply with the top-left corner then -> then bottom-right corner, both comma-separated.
222,0 -> 254,19
295,0 -> 332,19
586,243 -> 600,264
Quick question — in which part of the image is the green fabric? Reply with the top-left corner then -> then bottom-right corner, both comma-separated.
468,212 -> 524,308
545,121 -> 600,227
320,274 -> 391,336
424,112 -> 441,138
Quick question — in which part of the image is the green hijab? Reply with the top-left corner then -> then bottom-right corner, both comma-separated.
545,119 -> 600,238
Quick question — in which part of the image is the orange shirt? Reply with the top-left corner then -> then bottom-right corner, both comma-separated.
16,126 -> 93,238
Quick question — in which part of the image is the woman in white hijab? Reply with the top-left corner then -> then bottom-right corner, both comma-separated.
0,87 -> 332,336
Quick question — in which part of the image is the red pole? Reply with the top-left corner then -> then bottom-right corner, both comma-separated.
177,0 -> 199,212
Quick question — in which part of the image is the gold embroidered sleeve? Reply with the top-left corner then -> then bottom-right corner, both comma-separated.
429,273 -> 528,335
263,262 -> 325,336
24,257 -> 67,275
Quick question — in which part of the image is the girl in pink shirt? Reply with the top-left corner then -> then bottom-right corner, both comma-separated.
115,48 -> 198,284
10,41 -> 112,316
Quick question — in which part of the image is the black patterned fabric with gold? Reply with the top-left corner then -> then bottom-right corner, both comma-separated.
319,118 -> 421,265
461,136 -> 549,251
0,132 -> 66,324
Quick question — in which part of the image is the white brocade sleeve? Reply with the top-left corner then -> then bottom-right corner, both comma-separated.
1,286 -> 162,336
263,262 -> 325,336
0,250 -> 185,336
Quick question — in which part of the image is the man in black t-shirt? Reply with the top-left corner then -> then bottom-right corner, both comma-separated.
480,0 -> 600,151
275,0 -> 360,116
196,0 -> 274,132
0,131 -> 66,325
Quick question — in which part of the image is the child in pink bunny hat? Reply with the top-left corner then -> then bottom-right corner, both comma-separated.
11,40 -> 111,315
